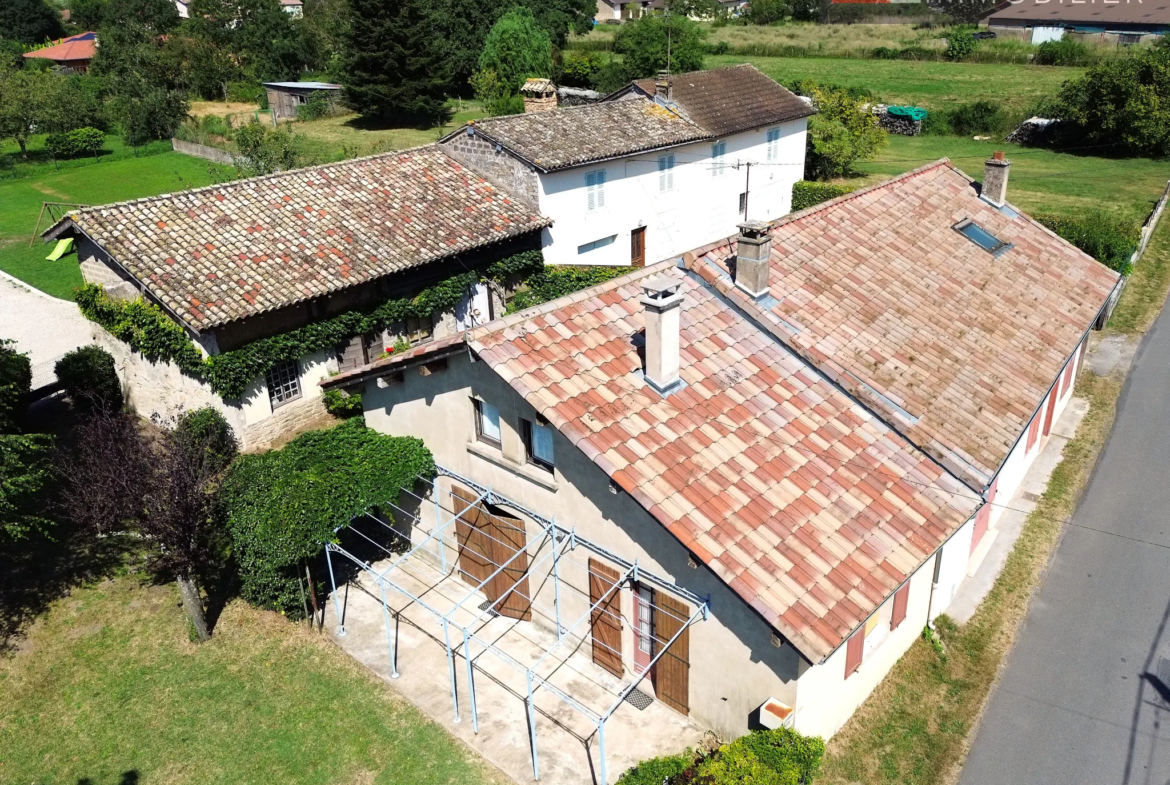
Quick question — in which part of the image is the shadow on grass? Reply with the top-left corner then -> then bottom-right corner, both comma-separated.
77,771 -> 139,785
340,111 -> 454,133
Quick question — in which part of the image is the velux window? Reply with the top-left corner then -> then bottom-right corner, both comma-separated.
954,218 -> 1011,256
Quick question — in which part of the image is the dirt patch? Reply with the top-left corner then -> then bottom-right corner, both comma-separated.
31,182 -> 72,201
189,101 -> 261,118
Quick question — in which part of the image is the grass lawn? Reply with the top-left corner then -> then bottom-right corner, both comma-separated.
707,54 -> 1081,113
0,572 -> 506,785
0,145 -> 223,300
816,220 -> 1170,785
844,135 -> 1170,224
292,105 -> 486,163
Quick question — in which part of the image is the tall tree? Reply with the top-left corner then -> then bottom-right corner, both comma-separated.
69,0 -> 108,31
0,341 -> 52,542
0,0 -> 65,44
477,7 -> 552,94
0,66 -> 62,157
343,0 -> 450,125
612,14 -> 705,80
185,0 -> 306,85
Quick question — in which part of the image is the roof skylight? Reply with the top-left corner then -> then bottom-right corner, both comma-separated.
954,219 -> 1012,257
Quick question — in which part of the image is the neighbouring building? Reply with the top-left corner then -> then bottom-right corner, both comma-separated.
320,154 -> 1118,744
176,0 -> 299,17
43,145 -> 549,450
264,81 -> 343,120
594,0 -> 653,21
985,0 -> 1169,44
440,65 -> 813,269
22,32 -> 97,73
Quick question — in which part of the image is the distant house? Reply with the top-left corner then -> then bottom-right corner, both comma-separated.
176,0 -> 299,17
22,32 -> 97,74
985,0 -> 1169,44
440,65 -> 814,269
264,82 -> 343,120
594,0 -> 652,21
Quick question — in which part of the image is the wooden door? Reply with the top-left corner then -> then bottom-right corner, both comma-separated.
486,509 -> 532,621
589,559 -> 623,677
452,485 -> 493,587
631,227 -> 646,268
653,593 -> 690,715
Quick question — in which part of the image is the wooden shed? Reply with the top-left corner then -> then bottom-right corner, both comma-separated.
263,82 -> 343,120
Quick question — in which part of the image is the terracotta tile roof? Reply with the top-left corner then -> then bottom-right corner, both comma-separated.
51,145 -> 549,331
23,32 -> 97,63
461,98 -> 708,172
631,64 -> 815,138
689,160 -> 1120,490
470,262 -> 979,662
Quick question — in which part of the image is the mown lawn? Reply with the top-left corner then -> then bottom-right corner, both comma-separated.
0,573 -> 506,785
845,135 -> 1170,224
0,142 -> 222,300
708,54 -> 1081,113
292,106 -> 486,163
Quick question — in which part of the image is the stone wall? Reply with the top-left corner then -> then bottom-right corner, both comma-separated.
171,138 -> 234,165
440,131 -> 540,208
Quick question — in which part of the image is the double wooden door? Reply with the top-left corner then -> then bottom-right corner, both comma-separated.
451,485 -> 532,620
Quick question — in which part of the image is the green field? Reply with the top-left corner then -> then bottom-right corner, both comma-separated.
0,573 -> 505,785
847,135 -> 1170,224
707,54 -> 1082,113
0,143 -> 222,300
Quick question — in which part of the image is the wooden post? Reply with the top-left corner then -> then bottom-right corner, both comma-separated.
305,563 -> 321,629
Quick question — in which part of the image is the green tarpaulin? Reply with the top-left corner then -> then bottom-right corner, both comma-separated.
887,105 -> 928,122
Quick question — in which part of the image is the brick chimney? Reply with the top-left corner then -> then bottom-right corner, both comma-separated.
982,151 -> 1011,208
734,221 -> 772,299
521,78 -> 558,113
655,70 -> 671,101
640,275 -> 683,394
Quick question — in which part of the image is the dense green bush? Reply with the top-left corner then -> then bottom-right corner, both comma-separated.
295,91 -> 334,121
616,729 -> 825,785
226,80 -> 265,104
560,50 -> 604,88
923,100 -> 1011,136
173,407 -> 238,471
613,14 -> 706,79
75,284 -> 206,377
323,388 -> 364,417
697,743 -> 798,785
508,265 -> 629,313
792,181 -> 854,212
733,728 -> 825,784
45,127 -> 105,159
0,340 -> 32,434
55,345 -> 123,414
945,29 -> 976,61
219,418 -> 435,616
781,78 -> 874,103
872,45 -> 938,61
1034,38 -> 1090,67
615,752 -> 693,785
478,7 -> 554,94
806,86 -> 887,180
1037,212 -> 1139,274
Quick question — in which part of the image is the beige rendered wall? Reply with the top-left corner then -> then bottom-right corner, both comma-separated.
359,349 -> 808,739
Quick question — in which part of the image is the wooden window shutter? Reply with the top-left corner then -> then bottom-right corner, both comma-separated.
1026,407 -> 1042,452
451,485 -> 493,587
588,559 -> 623,677
891,583 -> 910,630
844,628 -> 865,679
1060,360 -> 1074,398
653,593 -> 690,715
1042,385 -> 1059,437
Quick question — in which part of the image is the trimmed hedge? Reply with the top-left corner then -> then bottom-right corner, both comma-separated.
792,181 -> 854,212
616,728 -> 824,785
1036,212 -> 1139,275
54,345 -> 123,413
45,127 -> 104,159
219,418 -> 435,617
0,340 -> 32,433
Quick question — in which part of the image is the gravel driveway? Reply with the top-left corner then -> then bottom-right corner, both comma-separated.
0,273 -> 94,389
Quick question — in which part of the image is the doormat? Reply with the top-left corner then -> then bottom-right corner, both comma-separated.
477,599 -> 500,618
625,687 -> 654,711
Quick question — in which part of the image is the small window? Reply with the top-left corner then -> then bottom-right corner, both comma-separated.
586,169 -> 606,211
711,141 -> 726,176
766,128 -> 781,162
578,234 -> 617,255
954,219 -> 1011,255
523,418 -> 555,471
474,399 -> 501,447
392,315 -> 432,346
658,154 -> 675,192
266,359 -> 301,408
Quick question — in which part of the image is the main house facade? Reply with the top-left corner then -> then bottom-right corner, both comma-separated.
440,65 -> 813,269
322,154 -> 1119,741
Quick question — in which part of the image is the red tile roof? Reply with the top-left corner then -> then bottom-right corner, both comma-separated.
469,262 -> 979,662
23,32 -> 97,63
689,160 -> 1120,490
48,145 -> 549,331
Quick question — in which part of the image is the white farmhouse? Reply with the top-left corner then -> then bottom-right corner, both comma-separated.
440,65 -> 813,269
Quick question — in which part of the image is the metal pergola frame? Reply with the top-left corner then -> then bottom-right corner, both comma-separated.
324,465 -> 710,785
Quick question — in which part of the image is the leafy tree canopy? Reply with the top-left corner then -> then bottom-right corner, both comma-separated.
612,14 -> 705,81
477,6 -> 552,95
806,85 -> 887,180
0,0 -> 65,44
0,65 -> 64,157
185,0 -> 306,84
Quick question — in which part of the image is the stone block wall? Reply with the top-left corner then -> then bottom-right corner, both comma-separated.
440,131 -> 540,208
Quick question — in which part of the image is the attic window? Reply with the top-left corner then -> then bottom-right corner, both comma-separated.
954,219 -> 1011,257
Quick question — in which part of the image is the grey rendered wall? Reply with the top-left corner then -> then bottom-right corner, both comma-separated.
360,350 -> 805,739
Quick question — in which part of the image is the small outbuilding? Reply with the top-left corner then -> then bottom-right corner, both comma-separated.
263,81 -> 343,120
985,0 -> 1169,45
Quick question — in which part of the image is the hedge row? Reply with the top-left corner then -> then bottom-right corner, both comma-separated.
1037,212 -> 1139,275
617,727 -> 825,785
792,181 -> 855,212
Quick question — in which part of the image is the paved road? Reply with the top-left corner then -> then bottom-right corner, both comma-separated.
0,273 -> 92,388
960,301 -> 1170,785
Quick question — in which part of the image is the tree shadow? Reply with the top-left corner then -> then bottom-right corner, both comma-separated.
76,771 -> 139,785
341,111 -> 454,133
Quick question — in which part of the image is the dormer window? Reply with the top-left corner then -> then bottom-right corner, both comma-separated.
954,219 -> 1012,257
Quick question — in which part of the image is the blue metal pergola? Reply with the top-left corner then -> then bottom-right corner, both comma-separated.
323,465 -> 709,785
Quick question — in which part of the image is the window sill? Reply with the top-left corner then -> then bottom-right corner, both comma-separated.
466,440 -> 558,492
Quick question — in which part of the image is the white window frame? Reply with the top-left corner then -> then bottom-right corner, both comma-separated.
711,141 -> 726,176
578,234 -> 617,255
524,418 -> 555,471
586,169 -> 606,211
474,399 -> 502,448
766,128 -> 781,162
658,154 -> 675,192
266,359 -> 302,409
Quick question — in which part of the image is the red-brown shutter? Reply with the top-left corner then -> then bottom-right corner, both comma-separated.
1059,360 -> 1074,398
890,583 -> 910,630
588,559 -> 623,677
653,593 -> 690,715
1025,407 -> 1042,452
844,628 -> 865,679
1041,386 -> 1059,437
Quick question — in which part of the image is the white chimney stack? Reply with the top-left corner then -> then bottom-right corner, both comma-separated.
640,275 -> 683,394
982,151 -> 1011,208
734,220 -> 772,299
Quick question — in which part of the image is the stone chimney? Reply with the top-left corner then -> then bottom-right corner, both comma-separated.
640,275 -> 683,394
521,78 -> 558,113
982,151 -> 1011,208
734,221 -> 772,299
655,70 -> 671,101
